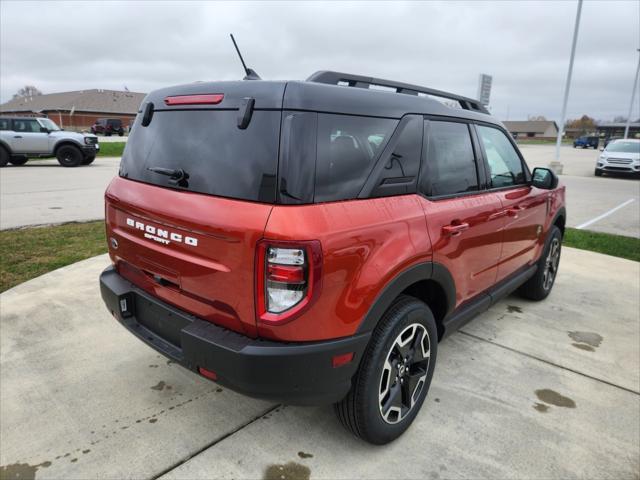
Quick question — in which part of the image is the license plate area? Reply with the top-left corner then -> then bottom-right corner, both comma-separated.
135,294 -> 192,348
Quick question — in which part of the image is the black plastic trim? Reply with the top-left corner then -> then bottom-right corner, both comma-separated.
100,266 -> 370,406
356,262 -> 456,334
441,263 -> 537,337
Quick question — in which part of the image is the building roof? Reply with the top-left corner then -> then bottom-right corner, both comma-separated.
0,89 -> 146,115
502,120 -> 558,133
596,122 -> 640,128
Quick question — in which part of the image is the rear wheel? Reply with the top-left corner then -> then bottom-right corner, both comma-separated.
9,155 -> 28,166
56,145 -> 83,167
0,147 -> 9,167
518,226 -> 562,301
335,295 -> 438,445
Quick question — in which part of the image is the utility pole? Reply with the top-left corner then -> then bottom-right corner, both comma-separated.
550,0 -> 583,175
624,49 -> 640,139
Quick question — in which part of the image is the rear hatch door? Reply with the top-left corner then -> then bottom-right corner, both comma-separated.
106,81 -> 285,338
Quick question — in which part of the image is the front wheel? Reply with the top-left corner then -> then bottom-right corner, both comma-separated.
56,145 -> 83,167
518,226 -> 562,301
334,296 -> 438,445
594,169 -> 603,177
82,155 -> 96,165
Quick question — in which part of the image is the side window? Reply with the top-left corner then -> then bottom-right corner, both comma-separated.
13,119 -> 40,133
365,115 -> 423,198
0,118 -> 10,130
477,125 -> 526,188
422,121 -> 478,197
314,114 -> 398,202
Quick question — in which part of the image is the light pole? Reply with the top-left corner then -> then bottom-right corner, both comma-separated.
550,0 -> 583,175
624,49 -> 640,139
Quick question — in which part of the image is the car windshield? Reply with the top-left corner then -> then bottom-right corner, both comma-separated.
606,141 -> 640,153
37,118 -> 61,131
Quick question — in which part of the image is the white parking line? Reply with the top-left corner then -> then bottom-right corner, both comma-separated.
576,198 -> 636,230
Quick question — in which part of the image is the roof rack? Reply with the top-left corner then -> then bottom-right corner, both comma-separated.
306,71 -> 489,115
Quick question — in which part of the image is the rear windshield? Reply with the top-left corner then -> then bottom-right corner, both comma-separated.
120,110 -> 280,202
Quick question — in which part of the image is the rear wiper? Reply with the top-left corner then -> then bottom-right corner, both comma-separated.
147,166 -> 190,187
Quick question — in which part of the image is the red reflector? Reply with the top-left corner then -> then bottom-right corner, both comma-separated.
198,367 -> 218,381
332,352 -> 354,368
164,94 -> 224,106
267,264 -> 305,283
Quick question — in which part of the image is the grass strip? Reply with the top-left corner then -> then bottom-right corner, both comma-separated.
0,221 -> 107,293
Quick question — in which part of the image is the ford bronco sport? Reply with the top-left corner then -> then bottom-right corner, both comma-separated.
100,71 -> 566,444
0,116 -> 99,167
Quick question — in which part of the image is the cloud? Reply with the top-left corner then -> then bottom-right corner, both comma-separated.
1,0 -> 638,121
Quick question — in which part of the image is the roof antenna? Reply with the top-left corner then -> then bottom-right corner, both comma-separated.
230,34 -> 261,80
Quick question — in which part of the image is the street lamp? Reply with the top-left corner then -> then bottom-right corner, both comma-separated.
624,49 -> 640,139
550,0 -> 583,175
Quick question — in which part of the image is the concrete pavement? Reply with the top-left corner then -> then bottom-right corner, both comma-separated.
0,158 -> 120,230
1,247 -> 638,479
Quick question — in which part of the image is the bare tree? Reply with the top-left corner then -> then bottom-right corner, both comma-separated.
12,85 -> 43,99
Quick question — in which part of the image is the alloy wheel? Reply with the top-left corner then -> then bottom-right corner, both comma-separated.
378,323 -> 430,424
543,237 -> 560,291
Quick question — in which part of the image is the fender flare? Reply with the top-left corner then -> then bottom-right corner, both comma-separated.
356,261 -> 456,334
551,206 -> 567,235
53,139 -> 84,156
0,140 -> 11,154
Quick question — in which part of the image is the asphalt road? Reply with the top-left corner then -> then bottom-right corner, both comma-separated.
1,248 -> 638,479
1,146 -> 639,237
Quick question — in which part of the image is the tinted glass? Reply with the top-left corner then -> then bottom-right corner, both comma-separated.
315,114 -> 397,202
423,121 -> 478,196
367,115 -> 423,197
107,119 -> 122,127
13,119 -> 41,133
0,118 -> 10,130
477,125 -> 525,188
120,110 -> 280,202
279,111 -> 317,204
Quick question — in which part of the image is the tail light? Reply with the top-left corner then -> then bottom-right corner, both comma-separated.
256,240 -> 322,325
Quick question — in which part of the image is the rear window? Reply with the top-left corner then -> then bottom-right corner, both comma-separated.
120,110 -> 280,202
107,119 -> 122,127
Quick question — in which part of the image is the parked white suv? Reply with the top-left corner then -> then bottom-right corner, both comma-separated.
0,116 -> 99,167
595,139 -> 640,177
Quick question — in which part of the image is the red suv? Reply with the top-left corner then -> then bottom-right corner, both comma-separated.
100,71 -> 566,444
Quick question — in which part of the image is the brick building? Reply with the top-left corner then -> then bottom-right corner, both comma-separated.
0,89 -> 146,131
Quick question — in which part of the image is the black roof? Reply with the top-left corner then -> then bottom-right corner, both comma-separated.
142,71 -> 500,127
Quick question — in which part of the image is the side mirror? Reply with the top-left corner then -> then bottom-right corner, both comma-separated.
531,167 -> 558,190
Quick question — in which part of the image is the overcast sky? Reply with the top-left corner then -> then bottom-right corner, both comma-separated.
1,1 -> 639,122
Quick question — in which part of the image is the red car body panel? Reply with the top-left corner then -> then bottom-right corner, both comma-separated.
260,195 -> 431,341
105,176 -> 273,338
105,174 -> 565,343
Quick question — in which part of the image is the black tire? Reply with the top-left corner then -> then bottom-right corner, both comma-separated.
518,226 -> 562,301
334,295 -> 438,445
9,155 -> 28,166
0,147 -> 9,167
118,131 -> 124,136
82,155 -> 96,165
56,145 -> 83,167
594,169 -> 603,177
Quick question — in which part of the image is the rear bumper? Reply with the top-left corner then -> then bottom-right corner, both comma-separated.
99,266 -> 370,405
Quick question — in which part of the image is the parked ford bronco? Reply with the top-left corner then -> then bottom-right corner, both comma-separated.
100,71 -> 566,444
0,116 -> 99,167
91,118 -> 125,136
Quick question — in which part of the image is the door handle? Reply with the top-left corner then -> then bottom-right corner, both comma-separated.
13,135 -> 22,138
442,222 -> 470,236
506,206 -> 524,217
